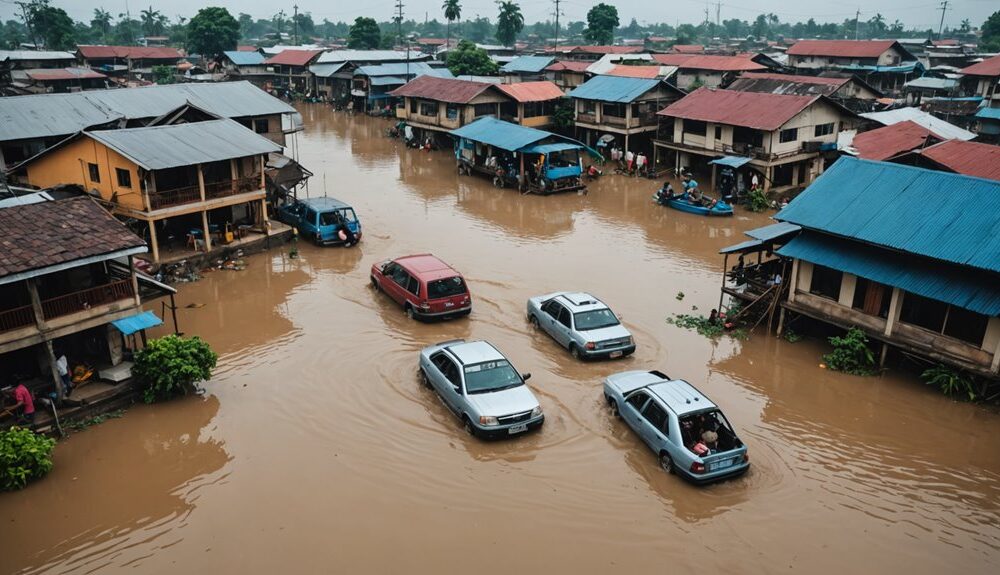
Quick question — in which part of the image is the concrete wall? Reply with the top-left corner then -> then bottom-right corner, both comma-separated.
23,137 -> 146,211
766,99 -> 845,156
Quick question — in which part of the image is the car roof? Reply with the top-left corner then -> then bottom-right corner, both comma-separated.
298,197 -> 352,211
446,340 -> 505,365
555,292 -> 607,312
647,380 -> 718,416
396,254 -> 462,281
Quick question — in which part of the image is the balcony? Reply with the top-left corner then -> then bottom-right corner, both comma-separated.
0,305 -> 34,333
576,112 -> 597,124
147,177 -> 263,211
0,279 -> 135,335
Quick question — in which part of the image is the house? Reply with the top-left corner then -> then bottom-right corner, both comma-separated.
351,62 -> 453,112
0,81 -> 296,169
544,60 -> 590,92
389,76 -> 514,143
12,68 -> 108,94
76,45 -> 183,77
0,50 -> 77,70
785,40 -> 921,94
309,50 -> 430,102
500,55 -> 556,82
264,49 -> 325,92
974,107 -> 1000,142
494,81 -> 565,128
727,72 -> 882,113
902,139 -> 1000,181
568,75 -> 684,154
220,50 -> 270,86
848,121 -> 942,161
0,196 -> 152,405
959,55 -> 1000,99
860,107 -> 975,141
9,119 -> 281,263
902,76 -> 960,104
774,157 -> 1000,379
545,45 -> 644,62
651,53 -> 771,90
654,88 -> 860,195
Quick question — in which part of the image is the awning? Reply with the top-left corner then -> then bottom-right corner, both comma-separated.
746,221 -> 801,242
709,156 -> 752,168
112,311 -> 163,335
720,239 -> 763,254
521,142 -> 582,154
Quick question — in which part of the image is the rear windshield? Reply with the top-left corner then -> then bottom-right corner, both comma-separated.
427,276 -> 467,299
319,208 -> 356,227
464,360 -> 522,394
573,309 -> 620,331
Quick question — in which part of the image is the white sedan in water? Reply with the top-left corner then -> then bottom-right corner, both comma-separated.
526,292 -> 636,359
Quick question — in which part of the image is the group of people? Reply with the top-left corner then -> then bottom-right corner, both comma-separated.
682,412 -> 723,457
654,172 -> 717,208
607,147 -> 649,177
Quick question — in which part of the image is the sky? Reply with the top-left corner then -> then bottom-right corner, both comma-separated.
0,0 -> 996,33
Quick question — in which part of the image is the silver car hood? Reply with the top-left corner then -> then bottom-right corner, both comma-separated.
467,384 -> 539,417
579,324 -> 631,342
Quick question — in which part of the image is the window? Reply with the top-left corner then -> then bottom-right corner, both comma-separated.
814,122 -> 835,137
87,163 -> 100,182
852,277 -> 891,318
683,119 -> 707,135
390,266 -> 410,288
557,307 -> 572,328
419,101 -> 439,116
446,103 -> 459,120
581,101 -> 596,115
943,306 -> 989,345
427,277 -> 466,299
641,401 -> 668,434
406,276 -> 420,296
899,292 -> 989,345
714,126 -> 722,140
432,353 -> 461,387
523,101 -> 552,118
602,103 -> 626,118
409,99 -> 418,114
115,168 -> 132,188
253,119 -> 269,134
542,300 -> 563,319
473,102 -> 495,117
733,126 -> 763,147
809,264 -> 843,300
779,128 -> 798,143
625,392 -> 649,412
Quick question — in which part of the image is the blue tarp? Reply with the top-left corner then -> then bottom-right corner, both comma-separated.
546,165 -> 582,180
709,156 -> 752,168
112,311 -> 163,336
567,76 -> 661,103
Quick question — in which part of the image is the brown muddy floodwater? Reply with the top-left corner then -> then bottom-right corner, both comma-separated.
3,105 -> 1000,574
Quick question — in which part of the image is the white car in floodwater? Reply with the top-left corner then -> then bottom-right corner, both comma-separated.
526,292 -> 635,359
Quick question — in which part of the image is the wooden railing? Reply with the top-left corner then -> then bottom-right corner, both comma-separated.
206,176 -> 261,200
577,113 -> 597,123
148,177 -> 263,210
0,305 -> 34,333
149,185 -> 201,210
41,279 -> 134,320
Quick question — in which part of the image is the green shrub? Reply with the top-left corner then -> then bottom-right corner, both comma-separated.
823,327 -> 877,375
747,187 -> 769,212
133,335 -> 218,403
922,365 -> 977,401
0,427 -> 56,491
783,329 -> 802,343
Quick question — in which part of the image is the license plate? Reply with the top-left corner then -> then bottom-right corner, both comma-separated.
444,302 -> 454,307
712,458 -> 735,470
508,423 -> 528,434
609,350 -> 623,358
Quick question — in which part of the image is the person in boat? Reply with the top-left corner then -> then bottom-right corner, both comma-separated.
656,181 -> 675,203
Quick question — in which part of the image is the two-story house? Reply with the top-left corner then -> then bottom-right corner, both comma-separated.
389,76 -> 515,144
959,54 -> 1000,99
774,157 -> 1000,379
654,87 -> 859,195
727,72 -> 882,113
0,196 -> 150,406
544,60 -> 590,93
264,49 -> 325,93
650,53 -> 771,90
220,50 -> 270,86
351,62 -> 453,113
494,81 -> 566,129
568,75 -> 684,154
785,40 -> 921,94
0,50 -> 77,70
76,45 -> 183,79
500,56 -> 556,83
9,119 -> 281,264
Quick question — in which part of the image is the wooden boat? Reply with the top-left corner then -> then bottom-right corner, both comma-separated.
654,192 -> 734,217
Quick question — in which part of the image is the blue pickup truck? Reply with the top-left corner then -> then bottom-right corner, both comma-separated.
277,197 -> 361,246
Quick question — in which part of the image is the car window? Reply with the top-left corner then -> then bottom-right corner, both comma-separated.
557,307 -> 572,328
463,360 -> 522,394
641,401 -> 668,433
304,208 -> 318,225
625,391 -> 649,412
319,211 -> 342,226
382,262 -> 398,276
340,208 -> 357,223
573,308 -> 620,331
431,353 -> 461,387
427,276 -> 466,299
391,266 -> 410,288
542,300 -> 561,318
406,276 -> 420,296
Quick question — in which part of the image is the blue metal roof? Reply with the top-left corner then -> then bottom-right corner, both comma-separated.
223,51 -> 265,66
370,76 -> 407,86
501,55 -> 555,73
720,239 -> 764,254
521,142 -> 581,154
746,221 -> 801,242
450,117 -> 553,152
709,155 -> 752,168
976,107 -> 1000,120
112,311 -> 163,336
567,76 -> 661,103
776,157 -> 1000,274
778,232 -> 1000,315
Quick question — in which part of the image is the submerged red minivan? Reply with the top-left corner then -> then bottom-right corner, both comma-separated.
370,254 -> 472,320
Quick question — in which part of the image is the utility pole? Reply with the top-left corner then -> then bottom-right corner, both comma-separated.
293,4 -> 299,45
854,8 -> 861,41
937,1 -> 949,39
552,0 -> 561,51
395,0 -> 405,47
716,2 -> 721,28
704,6 -> 710,43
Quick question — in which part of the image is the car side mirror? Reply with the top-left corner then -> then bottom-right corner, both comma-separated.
522,372 -> 532,381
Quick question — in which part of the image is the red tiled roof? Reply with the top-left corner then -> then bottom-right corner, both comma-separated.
264,49 -> 323,67
960,55 -> 1000,78
786,40 -> 897,58
657,87 -> 818,130
545,60 -> 590,72
738,72 -> 849,86
417,38 -> 447,45
496,81 -> 563,102
920,139 -> 1000,181
604,65 -> 662,78
0,196 -> 146,279
25,67 -> 107,81
389,75 -> 495,103
77,45 -> 183,59
651,53 -> 766,72
672,44 -> 704,53
852,121 -> 938,161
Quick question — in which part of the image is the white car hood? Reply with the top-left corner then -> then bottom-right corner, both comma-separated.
580,324 -> 632,342
467,384 -> 539,417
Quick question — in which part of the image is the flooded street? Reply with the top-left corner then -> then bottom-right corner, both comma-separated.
3,105 -> 999,574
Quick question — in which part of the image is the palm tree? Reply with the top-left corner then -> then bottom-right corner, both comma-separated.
91,8 -> 113,43
140,6 -> 166,37
495,1 -> 523,48
443,0 -> 461,49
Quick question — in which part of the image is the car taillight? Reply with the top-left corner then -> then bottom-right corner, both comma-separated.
690,462 -> 706,474
585,342 -> 596,350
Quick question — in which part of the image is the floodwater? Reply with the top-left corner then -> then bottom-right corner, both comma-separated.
3,105 -> 999,574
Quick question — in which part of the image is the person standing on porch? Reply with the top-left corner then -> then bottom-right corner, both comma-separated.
56,351 -> 72,396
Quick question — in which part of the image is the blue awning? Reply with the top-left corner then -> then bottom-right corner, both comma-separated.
745,221 -> 801,242
112,311 -> 163,335
720,239 -> 764,254
522,142 -> 582,154
709,156 -> 752,168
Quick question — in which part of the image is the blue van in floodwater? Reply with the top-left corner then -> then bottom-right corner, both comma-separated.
277,197 -> 361,246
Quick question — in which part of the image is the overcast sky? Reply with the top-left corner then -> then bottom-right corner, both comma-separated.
1,0 -> 996,33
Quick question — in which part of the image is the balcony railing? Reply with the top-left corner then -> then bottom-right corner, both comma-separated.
577,112 -> 597,123
148,177 -> 263,211
148,185 -> 201,210
206,177 -> 261,200
40,279 -> 134,320
0,305 -> 34,333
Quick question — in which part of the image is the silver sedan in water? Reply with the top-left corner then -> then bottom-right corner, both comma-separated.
526,291 -> 636,359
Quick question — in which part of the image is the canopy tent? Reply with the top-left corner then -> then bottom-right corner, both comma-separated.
449,117 -> 603,159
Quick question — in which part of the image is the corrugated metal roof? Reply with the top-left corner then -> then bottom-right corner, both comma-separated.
778,231 -> 1000,315
78,45 -> 183,59
545,60 -> 590,72
567,76 -> 660,103
309,62 -> 348,77
585,53 -> 654,76
839,62 -> 922,74
904,76 -> 958,90
264,49 -> 323,67
720,238 -> 764,254
355,62 -> 451,78
317,50 -> 423,64
960,54 -> 1000,77
0,50 -> 75,61
657,87 -> 819,130
709,156 -> 753,168
919,140 -> 1000,181
861,107 -> 974,141
0,81 -> 295,142
223,50 -> 265,66
25,68 -> 106,81
728,72 -> 848,96
672,45 -> 705,53
975,107 -> 1000,120
449,117 -> 551,151
501,56 -> 555,73
86,119 -> 282,170
369,76 -> 407,86
651,53 -> 767,71
547,45 -> 644,55
745,221 -> 801,242
776,157 -> 1000,274
260,44 -> 323,56
495,81 -> 563,102
787,40 -> 898,58
389,75 -> 495,104
603,65 -> 663,78
851,121 -> 938,161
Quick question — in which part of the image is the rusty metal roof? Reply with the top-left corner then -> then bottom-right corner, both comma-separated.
671,45 -> 705,53
25,68 -> 107,81
960,54 -> 1000,77
728,72 -> 849,96
657,87 -> 819,130
851,121 -> 939,161
496,81 -> 564,102
545,60 -> 590,72
651,53 -> 766,71
604,65 -> 663,79
919,140 -> 1000,181
77,45 -> 183,59
263,49 -> 324,67
388,75 -> 496,103
786,40 -> 899,58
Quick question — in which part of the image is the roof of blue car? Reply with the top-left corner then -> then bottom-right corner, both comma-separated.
648,380 -> 717,416
297,197 -> 352,210
447,340 -> 505,365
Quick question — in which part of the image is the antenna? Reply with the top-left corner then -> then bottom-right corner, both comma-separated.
937,1 -> 949,39
854,8 -> 861,40
552,0 -> 561,51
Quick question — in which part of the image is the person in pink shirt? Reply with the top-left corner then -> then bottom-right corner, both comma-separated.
12,382 -> 35,425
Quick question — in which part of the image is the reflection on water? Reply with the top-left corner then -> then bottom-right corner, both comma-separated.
3,105 -> 999,575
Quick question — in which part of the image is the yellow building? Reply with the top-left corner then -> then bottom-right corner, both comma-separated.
12,118 -> 281,263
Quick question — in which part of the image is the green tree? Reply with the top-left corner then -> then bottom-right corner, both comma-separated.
752,14 -> 768,38
140,6 -> 168,37
446,39 -> 499,75
293,12 -> 315,39
168,16 -> 187,47
465,16 -> 493,43
91,8 -> 113,43
584,3 -> 618,45
24,1 -> 75,50
495,1 -> 523,47
868,13 -> 886,36
237,12 -> 253,39
348,16 -> 381,49
982,11 -> 1000,52
0,427 -> 56,491
443,0 -> 461,48
1,20 -> 26,49
133,335 -> 218,403
152,64 -> 175,84
187,7 -> 239,59
272,10 -> 287,35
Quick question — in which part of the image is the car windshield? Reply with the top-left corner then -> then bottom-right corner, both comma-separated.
319,208 -> 355,226
427,276 -> 466,299
464,360 -> 522,394
573,309 -> 619,331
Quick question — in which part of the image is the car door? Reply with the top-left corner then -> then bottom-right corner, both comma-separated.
554,306 -> 575,347
431,353 -> 464,413
539,300 -> 561,339
622,391 -> 650,435
390,266 -> 414,306
638,399 -> 670,452
303,208 -> 318,236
